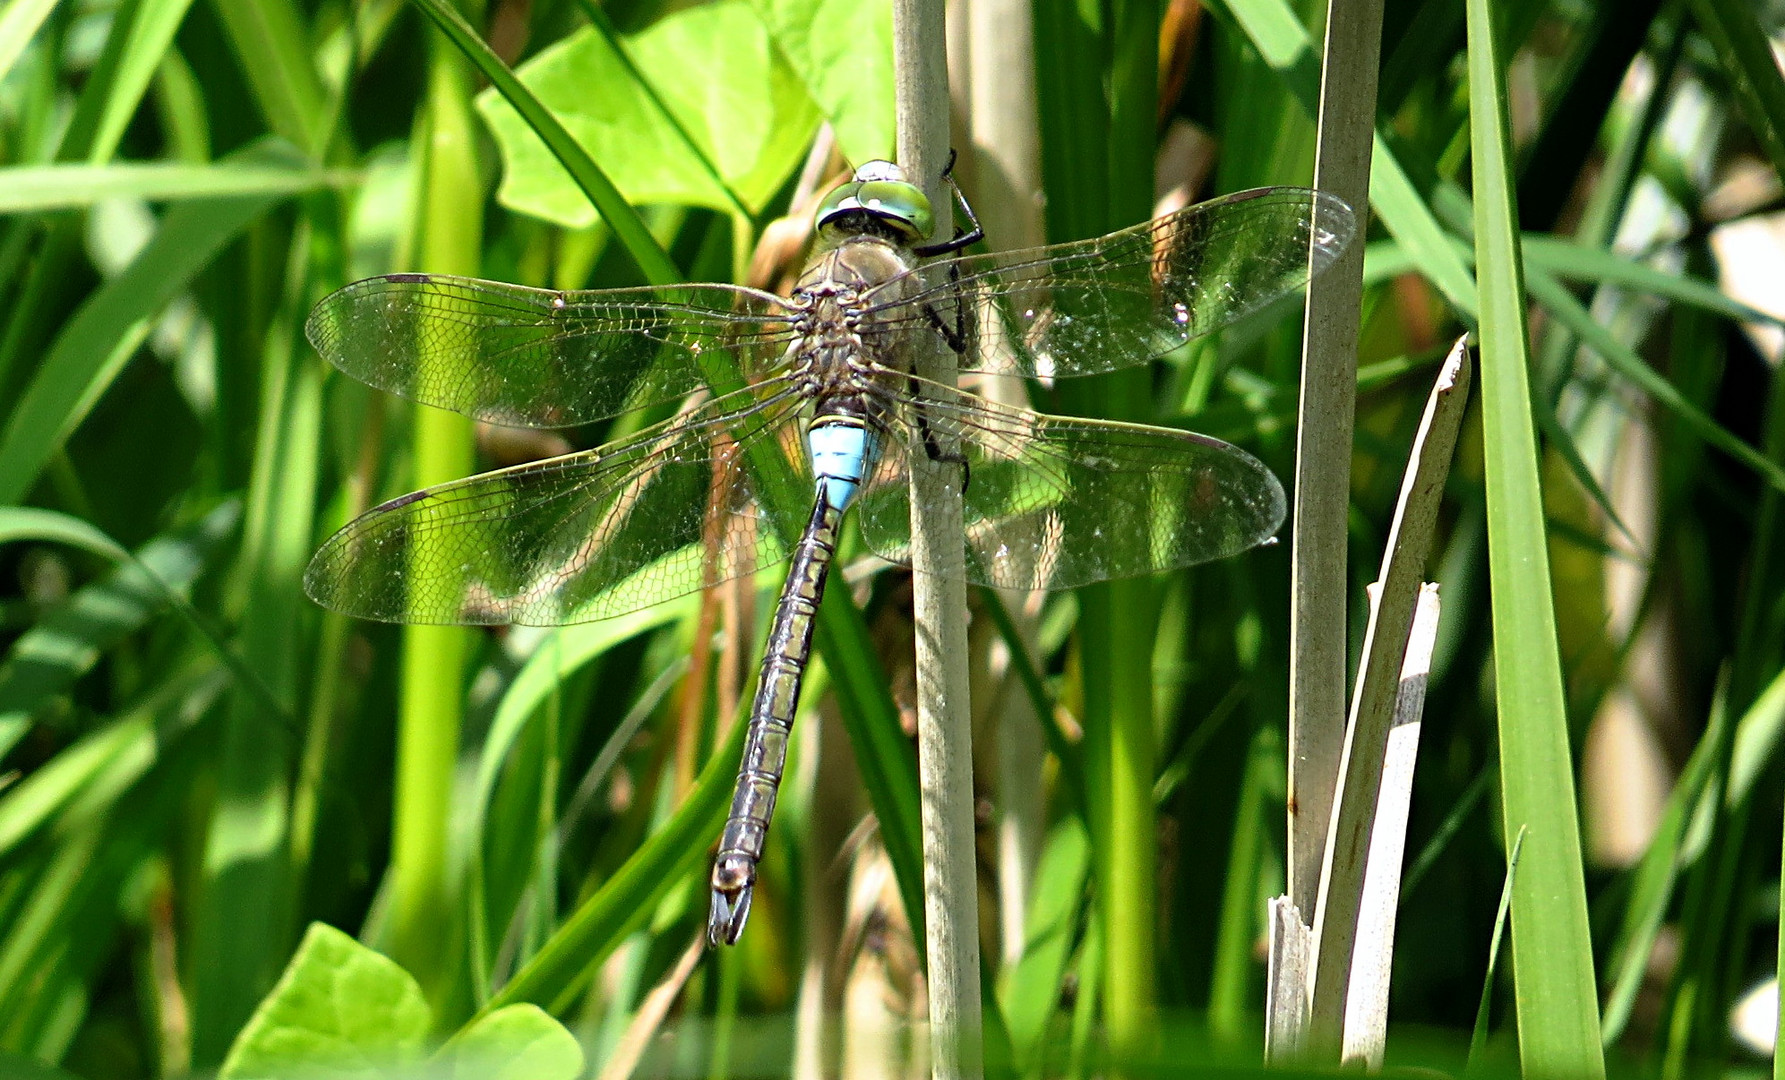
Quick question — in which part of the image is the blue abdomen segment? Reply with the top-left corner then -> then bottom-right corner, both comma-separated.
807,419 -> 875,511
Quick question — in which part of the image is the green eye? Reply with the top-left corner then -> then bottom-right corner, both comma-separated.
815,182 -> 860,225
854,181 -> 932,237
814,173 -> 934,241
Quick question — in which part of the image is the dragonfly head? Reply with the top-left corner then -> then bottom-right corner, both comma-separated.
815,160 -> 935,247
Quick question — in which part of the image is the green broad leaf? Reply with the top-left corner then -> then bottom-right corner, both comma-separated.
476,0 -> 821,229
434,1005 -> 583,1080
750,0 -> 895,164
218,923 -> 432,1079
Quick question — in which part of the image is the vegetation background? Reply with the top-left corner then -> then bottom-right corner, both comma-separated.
0,0 -> 1782,1076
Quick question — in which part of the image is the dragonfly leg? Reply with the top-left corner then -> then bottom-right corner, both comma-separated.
912,149 -> 985,256
913,405 -> 970,494
907,269 -> 973,491
921,298 -> 969,354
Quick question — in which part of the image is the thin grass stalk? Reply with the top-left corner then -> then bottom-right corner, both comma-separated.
290,381 -> 384,898
404,0 -> 678,286
1340,582 -> 1440,1066
0,0 -> 57,85
1465,0 -> 1606,1072
961,0 -> 1046,978
1307,343 -> 1470,1059
1093,0 -> 1160,1067
1211,725 -> 1279,1041
177,0 -> 339,1043
1287,0 -> 1382,921
892,0 -> 981,1074
0,0 -> 189,402
383,5 -> 482,997
1685,0 -> 1785,181
189,226 -> 321,1065
1659,302 -> 1752,1072
207,0 -> 328,153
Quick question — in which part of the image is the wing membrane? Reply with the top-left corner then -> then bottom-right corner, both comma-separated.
861,187 -> 1356,380
305,384 -> 810,625
856,386 -> 1286,591
305,274 -> 799,428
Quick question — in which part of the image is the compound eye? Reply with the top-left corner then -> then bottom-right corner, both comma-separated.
814,181 -> 862,228
853,180 -> 933,239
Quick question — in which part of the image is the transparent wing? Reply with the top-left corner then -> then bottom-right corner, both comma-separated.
304,384 -> 811,626
860,187 -> 1356,379
305,274 -> 800,428
855,386 -> 1286,591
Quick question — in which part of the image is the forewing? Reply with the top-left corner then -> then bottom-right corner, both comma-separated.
861,187 -> 1355,379
305,384 -> 810,625
856,387 -> 1286,590
305,274 -> 798,427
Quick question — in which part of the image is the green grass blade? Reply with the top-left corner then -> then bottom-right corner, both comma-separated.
1599,677 -> 1743,1042
999,819 -> 1089,1068
482,713 -> 747,1014
189,232 -> 325,1064
208,0 -> 328,151
378,26 -> 482,999
1522,235 -> 1785,329
0,143 -> 297,504
0,658 -> 220,858
814,593 -> 926,945
1468,826 -> 1526,1070
76,0 -> 198,166
980,589 -> 1086,815
1211,0 -> 1480,319
0,0 -> 60,85
0,504 -> 287,733
1466,0 -> 1605,1073
1081,0 -> 1164,1061
0,159 -> 347,213
1686,0 -> 1785,181
1525,265 -> 1785,493
0,0 -> 197,397
406,0 -> 680,286
465,600 -> 696,998
0,501 -> 239,762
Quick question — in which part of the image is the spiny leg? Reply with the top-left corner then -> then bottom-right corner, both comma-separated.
909,277 -> 972,492
912,149 -> 985,257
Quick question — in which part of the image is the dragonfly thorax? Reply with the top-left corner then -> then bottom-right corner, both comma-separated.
792,234 -> 918,297
783,235 -> 921,400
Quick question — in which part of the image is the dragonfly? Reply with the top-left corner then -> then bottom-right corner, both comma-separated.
302,160 -> 1356,946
